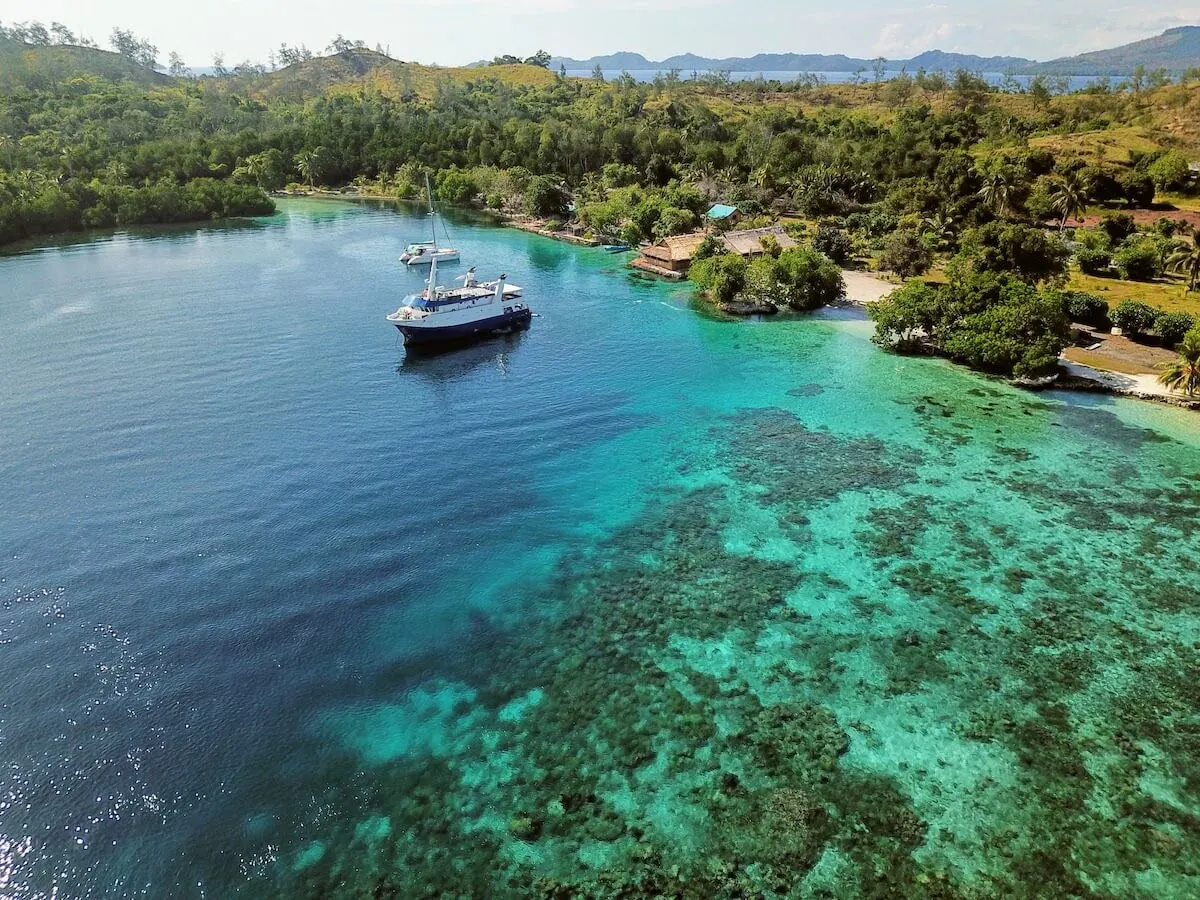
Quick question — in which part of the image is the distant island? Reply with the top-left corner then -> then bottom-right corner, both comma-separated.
547,26 -> 1200,76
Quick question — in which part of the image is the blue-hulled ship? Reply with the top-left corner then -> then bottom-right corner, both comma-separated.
386,257 -> 531,346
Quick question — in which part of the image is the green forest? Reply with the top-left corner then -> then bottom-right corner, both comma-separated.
3,22 -> 1200,386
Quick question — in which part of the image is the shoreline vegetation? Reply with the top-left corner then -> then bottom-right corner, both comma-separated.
3,24 -> 1200,405
286,188 -> 1194,400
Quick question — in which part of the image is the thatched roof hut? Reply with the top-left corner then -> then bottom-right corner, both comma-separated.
721,226 -> 798,257
639,233 -> 710,272
635,225 -> 800,277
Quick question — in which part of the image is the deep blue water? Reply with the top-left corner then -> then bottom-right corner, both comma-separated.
2,200 -> 1198,898
0,200 -> 710,895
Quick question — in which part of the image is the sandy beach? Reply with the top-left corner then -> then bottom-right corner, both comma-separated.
1060,360 -> 1199,405
842,270 -> 896,304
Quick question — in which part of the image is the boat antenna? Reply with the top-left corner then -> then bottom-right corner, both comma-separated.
425,171 -> 438,252
427,254 -> 439,295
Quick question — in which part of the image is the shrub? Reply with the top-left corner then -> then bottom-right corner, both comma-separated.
1099,213 -> 1136,245
486,193 -> 503,210
652,206 -> 699,240
1153,218 -> 1183,239
1148,152 -> 1191,192
879,229 -> 933,278
1059,291 -> 1111,328
1110,300 -> 1159,336
759,234 -> 782,258
600,163 -> 639,189
1024,177 -> 1058,222
795,184 -> 855,217
1118,171 -> 1155,208
524,175 -> 569,218
845,210 -> 898,237
1075,247 -> 1112,275
689,252 -> 747,303
958,222 -> 1070,284
939,274 -> 1070,378
1155,311 -> 1196,347
870,280 -> 941,350
434,169 -> 479,204
1113,235 -> 1163,281
812,225 -> 853,264
772,247 -> 846,310
693,247 -> 844,311
1084,168 -> 1125,205
693,234 -> 726,262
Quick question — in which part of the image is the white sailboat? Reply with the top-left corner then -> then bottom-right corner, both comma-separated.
399,173 -> 460,266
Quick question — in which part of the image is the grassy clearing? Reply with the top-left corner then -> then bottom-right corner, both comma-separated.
1028,127 -> 1164,166
1068,271 -> 1200,316
1063,347 -> 1162,376
1159,194 -> 1200,213
333,63 -> 558,100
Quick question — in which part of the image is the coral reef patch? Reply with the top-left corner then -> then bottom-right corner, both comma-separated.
251,405 -> 1200,899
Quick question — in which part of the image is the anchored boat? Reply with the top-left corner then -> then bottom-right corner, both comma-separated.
399,173 -> 460,266
386,257 -> 531,346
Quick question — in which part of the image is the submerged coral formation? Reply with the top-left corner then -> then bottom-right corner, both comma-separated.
248,403 -> 1199,899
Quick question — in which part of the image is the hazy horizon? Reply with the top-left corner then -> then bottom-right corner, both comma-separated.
1,1 -> 1196,69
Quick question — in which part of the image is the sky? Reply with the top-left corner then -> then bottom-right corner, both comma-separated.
1,1 -> 1197,67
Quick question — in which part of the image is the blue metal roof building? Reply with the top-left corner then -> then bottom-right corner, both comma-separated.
706,204 -> 738,220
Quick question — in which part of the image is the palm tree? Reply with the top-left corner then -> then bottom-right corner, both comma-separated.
294,148 -> 324,190
921,213 -> 958,251
103,160 -> 129,184
1050,173 -> 1089,231
751,162 -> 773,190
978,171 -> 1014,219
1159,327 -> 1200,396
1168,230 -> 1200,293
59,146 -> 79,179
237,151 -> 276,190
12,169 -> 47,198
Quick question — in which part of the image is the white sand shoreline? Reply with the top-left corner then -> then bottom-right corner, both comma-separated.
841,270 -> 897,305
835,269 -> 1199,410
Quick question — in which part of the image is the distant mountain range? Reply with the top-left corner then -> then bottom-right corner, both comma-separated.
1024,26 -> 1200,75
549,26 -> 1200,76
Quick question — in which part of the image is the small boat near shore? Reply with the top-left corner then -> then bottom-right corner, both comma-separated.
386,257 -> 531,346
400,174 -> 460,266
400,240 -> 460,266
602,243 -> 632,253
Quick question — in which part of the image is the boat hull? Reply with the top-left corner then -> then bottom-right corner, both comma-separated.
403,252 -> 460,266
392,308 -> 532,345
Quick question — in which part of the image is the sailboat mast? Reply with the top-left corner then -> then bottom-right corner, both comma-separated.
425,172 -> 438,252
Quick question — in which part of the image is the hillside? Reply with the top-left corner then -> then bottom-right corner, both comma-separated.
0,41 -> 558,100
241,49 -> 560,101
1031,26 -> 1200,74
0,36 -> 170,88
233,48 -> 397,99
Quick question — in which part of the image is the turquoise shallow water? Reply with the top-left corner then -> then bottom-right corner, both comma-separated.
1,199 -> 1198,898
